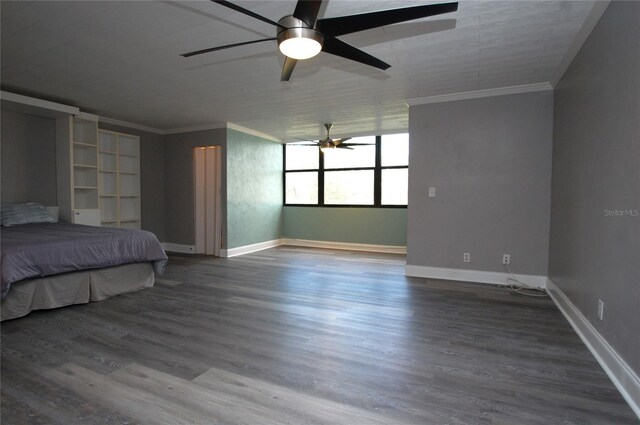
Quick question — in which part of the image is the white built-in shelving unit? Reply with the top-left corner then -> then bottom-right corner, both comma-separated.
56,114 -> 101,225
98,130 -> 141,229
4,91 -> 142,229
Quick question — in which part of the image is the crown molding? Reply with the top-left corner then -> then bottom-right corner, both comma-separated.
161,121 -> 281,142
226,122 -> 283,143
163,122 -> 227,135
0,91 -> 279,141
99,116 -> 165,134
551,0 -> 610,87
97,117 -> 283,143
76,111 -> 99,122
0,90 -> 79,117
406,82 -> 553,106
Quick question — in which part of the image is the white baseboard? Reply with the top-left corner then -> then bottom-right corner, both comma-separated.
404,265 -> 547,289
546,279 -> 640,419
221,239 -> 284,258
282,238 -> 407,254
179,238 -> 406,258
161,242 -> 195,254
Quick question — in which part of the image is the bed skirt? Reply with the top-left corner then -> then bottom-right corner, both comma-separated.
1,262 -> 154,321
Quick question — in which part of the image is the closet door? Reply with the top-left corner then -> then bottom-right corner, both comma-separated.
194,146 -> 222,256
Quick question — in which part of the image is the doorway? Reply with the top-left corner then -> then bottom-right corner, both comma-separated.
193,146 -> 222,256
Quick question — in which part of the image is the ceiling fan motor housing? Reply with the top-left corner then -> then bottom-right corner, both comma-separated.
277,15 -> 324,59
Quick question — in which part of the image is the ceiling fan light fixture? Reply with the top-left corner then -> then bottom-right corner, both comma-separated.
319,137 -> 335,151
279,36 -> 322,60
277,16 -> 323,60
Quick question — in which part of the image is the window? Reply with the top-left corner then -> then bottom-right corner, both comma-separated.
284,133 -> 408,207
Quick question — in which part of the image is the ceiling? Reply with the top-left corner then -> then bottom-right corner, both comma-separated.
1,1 -> 597,141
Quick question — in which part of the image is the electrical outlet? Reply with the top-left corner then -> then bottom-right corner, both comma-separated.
428,187 -> 436,198
597,300 -> 604,320
502,254 -> 511,265
463,252 -> 470,263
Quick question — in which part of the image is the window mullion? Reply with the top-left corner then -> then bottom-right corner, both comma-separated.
282,144 -> 286,205
374,135 -> 382,207
318,148 -> 324,206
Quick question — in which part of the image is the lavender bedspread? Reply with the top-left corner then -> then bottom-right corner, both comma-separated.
1,222 -> 168,299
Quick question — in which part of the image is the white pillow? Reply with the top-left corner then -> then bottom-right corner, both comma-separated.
1,203 -> 57,226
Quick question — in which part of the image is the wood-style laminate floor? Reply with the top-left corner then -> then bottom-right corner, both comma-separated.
1,247 -> 637,425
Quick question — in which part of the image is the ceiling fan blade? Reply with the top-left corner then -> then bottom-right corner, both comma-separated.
334,137 -> 352,144
322,38 -> 390,70
213,0 -> 283,28
281,57 -> 298,81
335,145 -> 354,150
293,0 -> 323,28
316,2 -> 458,38
181,38 -> 276,57
339,143 -> 375,147
286,142 -> 318,146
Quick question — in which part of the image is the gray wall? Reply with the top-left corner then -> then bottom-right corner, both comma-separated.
549,1 -> 640,374
163,128 -> 227,246
1,109 -> 57,205
407,91 -> 553,275
0,111 -> 167,240
226,128 -> 282,249
283,207 -> 407,246
99,122 -> 165,240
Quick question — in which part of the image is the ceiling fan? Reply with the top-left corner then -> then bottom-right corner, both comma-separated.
182,0 -> 459,81
290,124 -> 373,151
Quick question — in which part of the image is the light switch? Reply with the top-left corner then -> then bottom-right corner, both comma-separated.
428,187 -> 436,198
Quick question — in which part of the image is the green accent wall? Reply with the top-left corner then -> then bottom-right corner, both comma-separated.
226,128 -> 283,249
283,207 -> 407,246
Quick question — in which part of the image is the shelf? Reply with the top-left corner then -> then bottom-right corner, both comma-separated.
100,169 -> 117,173
120,219 -> 140,223
119,195 -> 140,198
74,186 -> 98,190
99,150 -> 117,154
74,164 -> 97,169
118,152 -> 139,158
74,141 -> 97,148
100,194 -> 117,197
119,171 -> 139,175
101,220 -> 117,224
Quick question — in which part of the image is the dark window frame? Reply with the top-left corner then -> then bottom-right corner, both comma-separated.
283,135 -> 408,208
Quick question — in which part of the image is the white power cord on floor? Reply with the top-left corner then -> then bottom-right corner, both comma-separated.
505,264 -> 548,297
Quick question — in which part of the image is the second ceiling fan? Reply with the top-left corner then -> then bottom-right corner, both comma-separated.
292,123 -> 373,151
182,0 -> 459,81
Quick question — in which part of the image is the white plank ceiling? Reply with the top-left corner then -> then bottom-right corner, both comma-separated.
1,1 -> 596,140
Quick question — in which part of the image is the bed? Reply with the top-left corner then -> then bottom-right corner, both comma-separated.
1,203 -> 168,321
